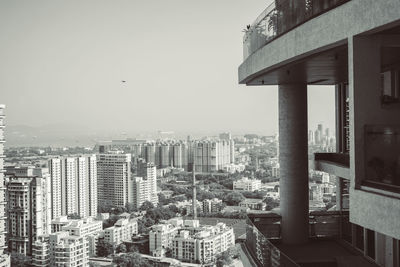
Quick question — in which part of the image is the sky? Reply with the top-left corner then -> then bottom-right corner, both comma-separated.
0,0 -> 335,141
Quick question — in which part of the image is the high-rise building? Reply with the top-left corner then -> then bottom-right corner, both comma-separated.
193,140 -> 233,172
6,167 -> 51,256
132,162 -> 158,209
97,151 -> 131,207
48,155 -> 97,219
0,105 -> 10,266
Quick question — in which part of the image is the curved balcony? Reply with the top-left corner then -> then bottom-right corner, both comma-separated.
243,0 -> 351,60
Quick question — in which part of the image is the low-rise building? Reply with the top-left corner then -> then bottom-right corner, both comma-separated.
103,218 -> 138,246
32,231 -> 89,267
202,198 -> 223,214
239,198 -> 266,211
233,177 -> 261,191
149,218 -> 235,264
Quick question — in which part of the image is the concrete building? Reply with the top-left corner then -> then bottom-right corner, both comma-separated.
149,218 -> 182,256
48,155 -> 97,219
132,161 -> 158,209
233,177 -> 261,191
6,168 -> 51,256
150,218 -> 235,264
32,217 -> 101,266
202,198 -> 223,214
240,1 -> 400,266
32,231 -> 89,267
103,218 -> 138,246
0,105 -> 10,266
239,198 -> 266,211
97,151 -> 131,207
192,140 -> 233,173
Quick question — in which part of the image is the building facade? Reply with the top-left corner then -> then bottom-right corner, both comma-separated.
240,1 -> 400,266
0,105 -> 10,266
103,218 -> 138,246
97,151 -> 131,207
48,155 -> 97,219
6,168 -> 51,256
150,219 -> 235,264
233,177 -> 261,191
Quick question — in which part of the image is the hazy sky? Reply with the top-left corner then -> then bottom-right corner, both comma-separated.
0,0 -> 335,137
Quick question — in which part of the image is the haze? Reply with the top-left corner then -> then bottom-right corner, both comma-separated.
0,0 -> 335,142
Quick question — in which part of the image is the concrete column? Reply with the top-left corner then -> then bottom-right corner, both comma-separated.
279,83 -> 309,245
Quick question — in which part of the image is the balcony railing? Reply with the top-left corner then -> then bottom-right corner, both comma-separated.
246,211 -> 350,267
243,0 -> 351,59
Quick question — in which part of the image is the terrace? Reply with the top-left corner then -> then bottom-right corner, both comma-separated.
246,212 -> 379,267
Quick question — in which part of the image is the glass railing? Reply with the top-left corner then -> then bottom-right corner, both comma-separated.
243,0 -> 351,59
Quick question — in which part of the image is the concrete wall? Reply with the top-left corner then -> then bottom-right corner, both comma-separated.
239,0 -> 400,84
349,35 -> 400,240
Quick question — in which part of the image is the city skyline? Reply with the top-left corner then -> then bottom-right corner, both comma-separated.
0,0 -> 335,140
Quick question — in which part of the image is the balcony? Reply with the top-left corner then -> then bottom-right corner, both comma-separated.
245,212 -> 379,267
243,0 -> 351,60
313,153 -> 350,179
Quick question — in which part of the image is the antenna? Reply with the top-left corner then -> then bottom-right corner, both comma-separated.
192,162 -> 197,220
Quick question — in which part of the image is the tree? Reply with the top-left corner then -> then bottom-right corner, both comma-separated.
223,192 -> 245,206
140,201 -> 154,211
113,252 -> 152,267
263,197 -> 279,211
125,202 -> 137,213
97,240 -> 114,257
116,243 -> 127,253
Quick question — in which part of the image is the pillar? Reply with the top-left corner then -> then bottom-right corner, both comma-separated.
279,83 -> 309,244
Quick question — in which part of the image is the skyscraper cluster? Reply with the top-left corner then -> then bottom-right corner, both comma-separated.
308,124 -> 336,152
133,138 -> 235,173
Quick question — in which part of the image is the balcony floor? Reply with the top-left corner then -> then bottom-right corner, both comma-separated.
274,239 -> 378,267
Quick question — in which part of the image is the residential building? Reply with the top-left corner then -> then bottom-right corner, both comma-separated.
48,155 -> 97,219
103,218 -> 138,246
60,217 -> 103,257
239,1 -> 400,266
239,198 -> 266,211
149,218 -> 182,256
150,218 -> 235,264
97,151 -> 131,207
192,140 -> 233,172
233,177 -> 261,191
32,217 -> 102,266
202,198 -> 223,214
133,162 -> 158,209
34,231 -> 89,267
6,167 -> 51,256
0,105 -> 11,267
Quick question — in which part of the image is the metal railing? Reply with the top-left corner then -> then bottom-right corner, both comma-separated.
246,211 -> 350,267
246,215 -> 299,267
243,0 -> 351,59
